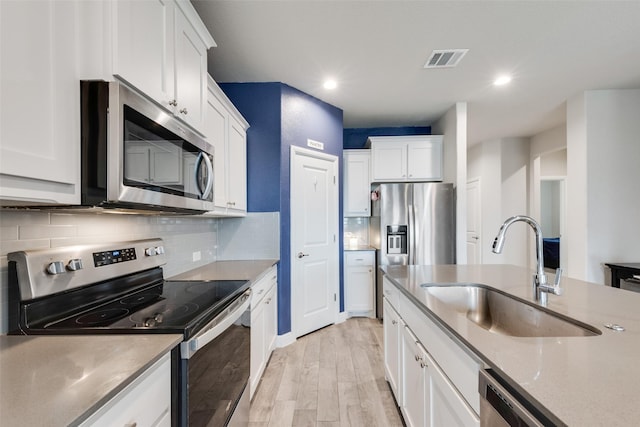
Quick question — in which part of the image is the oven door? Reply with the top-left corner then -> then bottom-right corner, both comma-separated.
179,290 -> 251,427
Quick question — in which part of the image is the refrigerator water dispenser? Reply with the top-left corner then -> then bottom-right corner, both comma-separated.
386,225 -> 407,254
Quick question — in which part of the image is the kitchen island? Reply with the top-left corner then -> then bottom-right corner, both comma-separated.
383,264 -> 640,426
0,334 -> 181,427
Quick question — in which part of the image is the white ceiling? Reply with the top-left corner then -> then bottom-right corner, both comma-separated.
192,0 -> 640,145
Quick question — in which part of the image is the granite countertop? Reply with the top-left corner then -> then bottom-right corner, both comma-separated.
169,259 -> 278,282
0,334 -> 181,427
383,264 -> 640,426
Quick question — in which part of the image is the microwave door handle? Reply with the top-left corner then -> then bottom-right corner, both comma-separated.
194,152 -> 205,197
201,153 -> 214,199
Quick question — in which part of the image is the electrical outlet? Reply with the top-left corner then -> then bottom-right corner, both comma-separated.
192,251 -> 201,262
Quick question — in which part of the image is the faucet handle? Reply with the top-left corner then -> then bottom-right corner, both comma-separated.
554,268 -> 563,287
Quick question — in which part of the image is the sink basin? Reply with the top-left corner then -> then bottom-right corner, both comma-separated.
420,284 -> 601,337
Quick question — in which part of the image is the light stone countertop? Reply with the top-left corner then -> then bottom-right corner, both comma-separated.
0,334 -> 181,427
344,245 -> 376,251
382,264 -> 640,426
169,259 -> 279,282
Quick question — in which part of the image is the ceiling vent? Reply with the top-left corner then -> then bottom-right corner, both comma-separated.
424,49 -> 468,68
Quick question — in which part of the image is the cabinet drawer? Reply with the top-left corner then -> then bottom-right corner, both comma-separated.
345,251 -> 375,266
252,265 -> 277,307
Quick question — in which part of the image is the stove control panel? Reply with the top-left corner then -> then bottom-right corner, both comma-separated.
93,247 -> 137,267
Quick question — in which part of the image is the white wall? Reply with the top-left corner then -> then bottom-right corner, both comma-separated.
467,138 -> 531,267
433,102 -> 468,264
567,89 -> 640,284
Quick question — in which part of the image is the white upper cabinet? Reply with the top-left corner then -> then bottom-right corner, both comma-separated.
112,0 -> 174,109
343,150 -> 371,217
173,3 -> 209,132
368,135 -> 443,182
0,0 -> 81,204
82,0 -> 215,135
204,77 -> 249,216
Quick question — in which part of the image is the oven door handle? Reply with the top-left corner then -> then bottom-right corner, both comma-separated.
181,289 -> 251,359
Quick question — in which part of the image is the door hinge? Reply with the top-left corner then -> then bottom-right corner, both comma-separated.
334,293 -> 337,302
333,176 -> 336,184
333,234 -> 336,242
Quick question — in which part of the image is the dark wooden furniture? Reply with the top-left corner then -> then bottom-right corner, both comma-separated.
605,263 -> 640,288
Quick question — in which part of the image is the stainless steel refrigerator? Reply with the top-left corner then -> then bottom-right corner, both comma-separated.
370,182 -> 456,318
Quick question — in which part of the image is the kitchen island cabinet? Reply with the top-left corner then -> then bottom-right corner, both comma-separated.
0,334 -> 181,427
383,264 -> 640,426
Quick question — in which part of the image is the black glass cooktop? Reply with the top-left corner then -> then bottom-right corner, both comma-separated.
31,278 -> 249,339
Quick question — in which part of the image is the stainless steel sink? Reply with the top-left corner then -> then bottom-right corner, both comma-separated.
420,284 -> 601,337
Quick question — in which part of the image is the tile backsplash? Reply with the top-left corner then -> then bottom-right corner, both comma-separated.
344,216 -> 370,246
0,210 -> 280,334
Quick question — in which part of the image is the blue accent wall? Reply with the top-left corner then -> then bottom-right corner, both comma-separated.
220,82 -> 344,336
343,126 -> 432,149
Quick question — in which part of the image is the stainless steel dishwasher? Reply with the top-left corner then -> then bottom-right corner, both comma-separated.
479,369 -> 560,427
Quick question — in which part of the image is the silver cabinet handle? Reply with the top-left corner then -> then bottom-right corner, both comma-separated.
391,319 -> 397,325
179,107 -> 188,115
297,252 -> 309,259
168,99 -> 177,107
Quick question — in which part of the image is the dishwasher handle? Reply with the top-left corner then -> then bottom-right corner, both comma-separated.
181,289 -> 251,359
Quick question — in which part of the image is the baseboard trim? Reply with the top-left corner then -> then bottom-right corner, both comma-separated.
336,311 -> 349,323
275,331 -> 296,348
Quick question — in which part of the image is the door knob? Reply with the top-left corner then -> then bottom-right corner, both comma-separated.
297,252 -> 309,259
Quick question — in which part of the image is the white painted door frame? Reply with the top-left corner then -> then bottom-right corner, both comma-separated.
290,145 -> 339,338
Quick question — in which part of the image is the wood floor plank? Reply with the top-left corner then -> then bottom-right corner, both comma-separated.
292,409 -> 317,427
317,366 -> 339,422
267,400 -> 296,427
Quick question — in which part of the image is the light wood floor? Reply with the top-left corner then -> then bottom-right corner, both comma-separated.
249,318 -> 404,427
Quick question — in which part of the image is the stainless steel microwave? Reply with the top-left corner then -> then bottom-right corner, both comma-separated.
80,81 -> 214,213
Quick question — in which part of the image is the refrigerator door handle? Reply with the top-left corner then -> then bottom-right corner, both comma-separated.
408,198 -> 415,265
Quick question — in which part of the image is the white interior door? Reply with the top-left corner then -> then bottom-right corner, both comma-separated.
466,178 -> 481,264
291,146 -> 338,338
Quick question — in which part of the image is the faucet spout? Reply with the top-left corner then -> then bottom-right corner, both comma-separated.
492,215 -> 562,304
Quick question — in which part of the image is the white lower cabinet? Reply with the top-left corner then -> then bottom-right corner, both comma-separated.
401,325 -> 428,427
80,353 -> 171,427
383,276 -> 480,427
250,266 -> 278,399
383,298 -> 402,399
344,251 -> 376,317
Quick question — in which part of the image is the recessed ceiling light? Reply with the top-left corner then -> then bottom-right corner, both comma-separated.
493,75 -> 512,86
323,79 -> 337,90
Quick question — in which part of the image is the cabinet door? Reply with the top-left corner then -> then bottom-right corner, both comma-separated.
372,141 -> 406,181
383,299 -> 402,401
228,116 -> 247,211
205,85 -> 229,209
344,150 -> 371,217
250,300 -> 266,399
345,265 -> 374,314
427,352 -> 479,427
113,0 -> 174,109
0,0 -> 80,204
402,326 -> 427,427
264,284 -> 278,355
81,353 -> 172,427
174,6 -> 207,132
407,138 -> 443,181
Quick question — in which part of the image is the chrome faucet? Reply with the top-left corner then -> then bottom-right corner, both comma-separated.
492,215 -> 562,305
